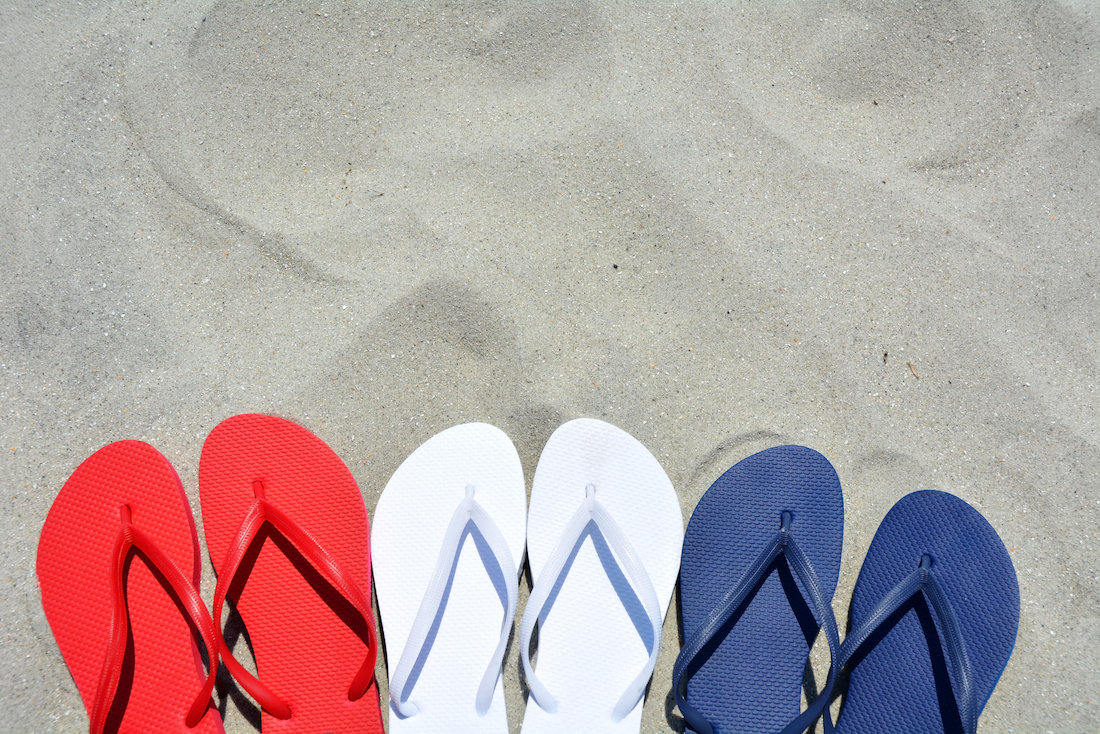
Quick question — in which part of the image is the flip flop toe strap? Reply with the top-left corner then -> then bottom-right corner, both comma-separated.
211,483 -> 378,720
673,511 -> 842,734
91,505 -> 219,734
521,484 -> 665,723
832,554 -> 976,734
389,485 -> 518,718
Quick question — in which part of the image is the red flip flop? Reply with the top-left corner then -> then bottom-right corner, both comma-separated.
36,441 -> 222,734
198,414 -> 383,733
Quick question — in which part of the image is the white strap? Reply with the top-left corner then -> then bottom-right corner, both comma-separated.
389,485 -> 519,717
520,484 -> 664,722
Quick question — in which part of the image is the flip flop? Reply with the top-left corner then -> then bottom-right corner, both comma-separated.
673,445 -> 844,734
831,490 -> 1019,734
36,440 -> 222,734
372,423 -> 527,733
198,414 -> 383,733
520,418 -> 683,734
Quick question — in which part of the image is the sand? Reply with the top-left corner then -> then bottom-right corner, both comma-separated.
2,2 -> 1097,732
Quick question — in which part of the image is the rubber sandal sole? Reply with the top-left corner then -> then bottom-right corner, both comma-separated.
835,490 -> 1019,733
521,418 -> 683,734
199,414 -> 383,733
37,440 -> 224,734
679,445 -> 844,734
372,422 -> 527,733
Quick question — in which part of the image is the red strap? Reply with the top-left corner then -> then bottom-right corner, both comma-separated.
90,505 -> 219,734
211,485 -> 378,720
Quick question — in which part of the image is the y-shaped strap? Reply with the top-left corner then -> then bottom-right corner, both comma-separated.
672,511 -> 842,734
90,504 -> 218,734
211,481 -> 378,720
521,484 -> 664,723
389,486 -> 518,717
826,554 -> 976,734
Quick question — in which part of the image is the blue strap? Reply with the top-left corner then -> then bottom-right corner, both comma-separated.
673,512 -> 842,734
829,555 -> 976,734
389,486 -> 518,718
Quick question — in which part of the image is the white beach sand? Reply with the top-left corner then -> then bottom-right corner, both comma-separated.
2,2 -> 1097,732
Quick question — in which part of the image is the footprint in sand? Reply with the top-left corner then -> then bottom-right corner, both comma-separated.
715,2 -> 1089,185
122,2 -> 610,282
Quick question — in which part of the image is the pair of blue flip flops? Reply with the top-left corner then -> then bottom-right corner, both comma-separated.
673,446 -> 1019,734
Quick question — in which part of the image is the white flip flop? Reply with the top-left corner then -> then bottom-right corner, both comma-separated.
520,418 -> 684,734
372,423 -> 527,733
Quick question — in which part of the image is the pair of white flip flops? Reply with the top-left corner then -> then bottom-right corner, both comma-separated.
372,419 -> 684,734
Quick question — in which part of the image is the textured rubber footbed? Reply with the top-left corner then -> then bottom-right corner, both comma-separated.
37,440 -> 224,734
679,445 -> 843,734
372,423 -> 527,734
521,418 -> 683,734
836,490 -> 1019,734
199,414 -> 383,734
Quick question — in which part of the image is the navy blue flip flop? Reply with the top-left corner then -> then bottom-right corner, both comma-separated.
674,445 -> 844,734
832,490 -> 1019,734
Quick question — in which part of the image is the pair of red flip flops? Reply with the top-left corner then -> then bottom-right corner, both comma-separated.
36,414 -> 384,734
